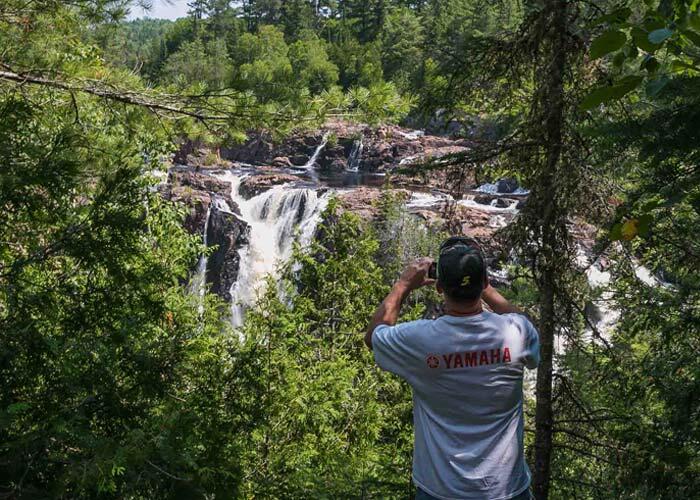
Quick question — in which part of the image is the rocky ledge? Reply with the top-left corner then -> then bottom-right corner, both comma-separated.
334,187 -> 517,258
160,168 -> 250,300
176,120 -> 472,177
239,172 -> 302,199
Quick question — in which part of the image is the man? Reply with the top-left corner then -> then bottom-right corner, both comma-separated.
365,237 -> 540,500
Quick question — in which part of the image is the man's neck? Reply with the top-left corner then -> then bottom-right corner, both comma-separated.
444,296 -> 483,317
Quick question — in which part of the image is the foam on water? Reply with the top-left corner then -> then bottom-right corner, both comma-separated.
214,171 -> 329,327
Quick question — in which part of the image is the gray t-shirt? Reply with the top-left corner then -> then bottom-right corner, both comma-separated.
372,312 -> 540,500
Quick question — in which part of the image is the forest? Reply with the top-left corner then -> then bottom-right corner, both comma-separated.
1,0 -> 699,498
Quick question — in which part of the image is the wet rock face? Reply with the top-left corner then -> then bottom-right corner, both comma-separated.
206,206 -> 250,301
161,185 -> 212,235
220,133 -> 274,164
168,169 -> 235,207
210,121 -> 472,175
160,168 -> 250,301
335,187 -> 514,257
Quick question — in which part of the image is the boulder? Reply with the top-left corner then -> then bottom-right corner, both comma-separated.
271,156 -> 293,168
220,132 -> 274,164
496,178 -> 519,194
238,173 -> 301,199
168,169 -> 233,206
336,187 -> 411,220
318,144 -> 349,171
289,154 -> 310,166
472,194 -> 493,206
205,205 -> 250,301
493,198 -> 515,208
160,186 -> 212,235
451,205 -> 507,252
173,138 -> 204,165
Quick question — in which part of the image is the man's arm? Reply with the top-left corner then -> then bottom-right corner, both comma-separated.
364,258 -> 433,350
482,283 -> 524,315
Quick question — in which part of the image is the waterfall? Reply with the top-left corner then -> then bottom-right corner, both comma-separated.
347,137 -> 363,171
214,171 -> 329,327
299,132 -> 329,170
191,204 -> 213,312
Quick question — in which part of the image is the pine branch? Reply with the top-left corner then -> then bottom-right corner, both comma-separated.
0,67 -> 305,125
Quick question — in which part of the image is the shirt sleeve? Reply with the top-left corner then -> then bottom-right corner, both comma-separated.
522,317 -> 540,369
371,322 -> 422,381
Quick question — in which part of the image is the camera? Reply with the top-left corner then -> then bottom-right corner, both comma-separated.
428,262 -> 437,280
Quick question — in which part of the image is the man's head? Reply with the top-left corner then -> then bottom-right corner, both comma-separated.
435,236 -> 487,302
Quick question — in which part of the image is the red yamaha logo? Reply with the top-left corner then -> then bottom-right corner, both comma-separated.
426,354 -> 440,369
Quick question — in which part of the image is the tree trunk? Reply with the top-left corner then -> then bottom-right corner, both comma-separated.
532,0 -> 568,498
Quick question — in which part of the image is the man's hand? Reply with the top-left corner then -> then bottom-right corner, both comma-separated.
365,257 -> 435,350
397,258 -> 436,292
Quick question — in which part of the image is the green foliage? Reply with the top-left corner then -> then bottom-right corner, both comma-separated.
348,82 -> 414,124
288,31 -> 340,94
161,38 -> 233,88
0,88 -> 245,496
579,75 -> 644,110
237,199 -> 417,498
232,25 -> 294,101
380,7 -> 424,89
583,1 -> 700,108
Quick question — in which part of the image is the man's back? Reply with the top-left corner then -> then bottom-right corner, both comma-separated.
373,311 -> 539,500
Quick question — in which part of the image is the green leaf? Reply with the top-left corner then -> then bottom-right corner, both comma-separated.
591,30 -> 627,59
644,19 -> 665,33
623,44 -> 639,58
690,15 -> 700,31
640,197 -> 664,212
632,27 -> 658,52
613,51 -> 627,67
621,219 -> 638,240
579,76 -> 643,110
648,28 -> 674,44
7,402 -> 30,415
580,86 -> 617,110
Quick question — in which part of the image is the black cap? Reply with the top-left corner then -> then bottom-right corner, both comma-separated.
437,237 -> 486,300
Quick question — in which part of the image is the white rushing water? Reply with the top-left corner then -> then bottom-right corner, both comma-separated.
406,191 -> 454,209
299,132 -> 329,170
476,182 -> 530,196
347,136 -> 363,171
191,204 -> 213,313
457,197 -> 520,213
214,171 -> 329,327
